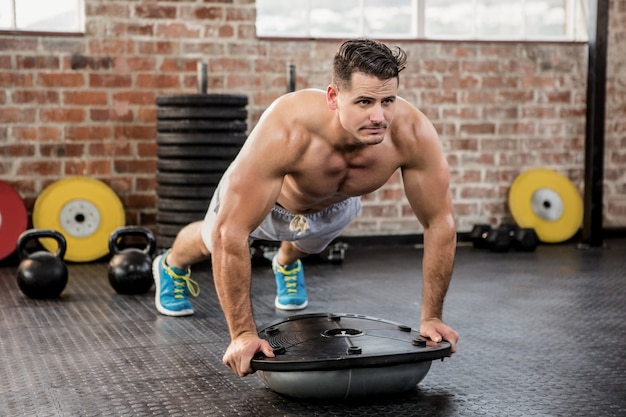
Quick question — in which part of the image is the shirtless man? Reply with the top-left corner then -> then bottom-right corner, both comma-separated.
153,38 -> 459,377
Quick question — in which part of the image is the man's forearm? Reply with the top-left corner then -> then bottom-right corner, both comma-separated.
420,224 -> 456,321
211,242 -> 257,339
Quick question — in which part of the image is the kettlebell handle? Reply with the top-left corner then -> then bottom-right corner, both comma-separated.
16,229 -> 67,261
108,226 -> 157,256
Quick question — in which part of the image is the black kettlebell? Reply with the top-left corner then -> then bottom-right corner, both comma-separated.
107,226 -> 156,295
16,229 -> 68,299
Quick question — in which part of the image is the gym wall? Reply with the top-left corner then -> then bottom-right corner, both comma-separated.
0,0 -> 624,238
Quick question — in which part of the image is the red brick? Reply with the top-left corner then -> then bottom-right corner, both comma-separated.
226,7 -> 256,21
114,125 -> 156,140
448,138 -> 479,150
124,194 -> 156,210
0,38 -> 38,51
137,41 -> 180,55
65,126 -> 112,141
90,108 -> 134,122
521,107 -> 557,118
137,108 -> 156,123
421,91 -> 458,105
38,73 -> 84,88
40,108 -> 86,123
63,91 -> 108,106
360,204 -> 400,218
88,141 -> 132,157
16,55 -> 60,70
0,55 -> 12,68
12,90 -> 60,104
137,142 -> 157,157
110,23 -> 154,37
461,61 -> 499,73
0,72 -> 34,87
114,160 -> 157,173
459,123 -> 496,135
218,24 -> 235,37
65,160 -> 112,176
498,121 -> 535,135
89,74 -> 132,88
0,144 -> 36,157
135,5 -> 177,19
460,186 -> 498,199
17,161 -> 62,176
115,57 -> 157,72
545,91 -> 571,103
155,23 -> 201,38
136,177 -> 158,191
113,91 -> 156,105
88,39 -> 134,54
40,143 -> 85,157
0,108 -> 36,123
442,75 -> 480,89
237,24 -> 256,39
85,3 -> 130,18
136,74 -> 180,89
482,76 -> 518,89
160,58 -> 197,72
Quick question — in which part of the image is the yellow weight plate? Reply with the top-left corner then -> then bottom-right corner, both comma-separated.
508,168 -> 583,243
33,177 -> 125,262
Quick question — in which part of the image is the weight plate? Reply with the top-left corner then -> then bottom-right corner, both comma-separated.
156,234 -> 175,249
157,132 -> 247,146
157,172 -> 223,185
157,145 -> 241,159
157,198 -> 211,212
157,211 -> 206,224
157,107 -> 247,120
157,120 -> 247,133
508,168 -> 583,243
33,177 -> 125,262
157,185 -> 216,199
157,223 -> 184,237
156,94 -> 248,107
157,159 -> 232,173
0,181 -> 28,261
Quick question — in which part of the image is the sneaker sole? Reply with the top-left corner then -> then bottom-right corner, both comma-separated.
275,297 -> 308,311
153,254 -> 194,317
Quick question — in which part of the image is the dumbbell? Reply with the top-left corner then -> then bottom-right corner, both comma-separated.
470,224 -> 539,252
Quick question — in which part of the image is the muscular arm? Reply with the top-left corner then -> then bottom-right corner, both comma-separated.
211,101 -> 306,375
399,110 -> 459,351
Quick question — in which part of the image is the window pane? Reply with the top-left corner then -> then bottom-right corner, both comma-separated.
526,0 -> 566,39
0,0 -> 14,29
476,0 -> 523,39
256,0 -> 308,37
425,0 -> 474,39
15,0 -> 82,32
309,0 -> 360,38
364,0 -> 415,38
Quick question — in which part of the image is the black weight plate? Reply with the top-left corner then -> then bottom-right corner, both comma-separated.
157,107 -> 247,120
157,120 -> 247,133
157,159 -> 231,172
156,234 -> 175,249
157,172 -> 223,185
157,223 -> 185,237
156,94 -> 248,107
157,198 -> 211,212
156,211 -> 206,224
157,185 -> 216,199
157,132 -> 247,146
157,145 -> 241,160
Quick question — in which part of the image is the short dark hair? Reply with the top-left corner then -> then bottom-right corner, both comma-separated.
332,38 -> 407,90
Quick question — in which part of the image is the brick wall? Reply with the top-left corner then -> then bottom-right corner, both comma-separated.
0,0 -> 624,240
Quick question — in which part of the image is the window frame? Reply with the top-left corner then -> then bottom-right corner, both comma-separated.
0,0 -> 85,36
256,0 -> 588,42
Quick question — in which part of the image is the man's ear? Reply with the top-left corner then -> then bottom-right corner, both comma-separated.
326,84 -> 339,110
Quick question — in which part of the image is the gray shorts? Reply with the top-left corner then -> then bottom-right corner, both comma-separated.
200,188 -> 361,254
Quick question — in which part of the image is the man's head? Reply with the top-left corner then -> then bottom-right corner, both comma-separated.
332,38 -> 407,91
328,39 -> 407,146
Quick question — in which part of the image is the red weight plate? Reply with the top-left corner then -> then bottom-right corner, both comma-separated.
0,181 -> 28,260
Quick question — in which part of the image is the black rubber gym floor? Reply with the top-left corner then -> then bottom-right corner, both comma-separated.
1,239 -> 625,416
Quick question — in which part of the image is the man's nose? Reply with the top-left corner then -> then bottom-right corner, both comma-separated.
370,104 -> 384,123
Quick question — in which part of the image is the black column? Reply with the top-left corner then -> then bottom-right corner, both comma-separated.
581,0 -> 609,247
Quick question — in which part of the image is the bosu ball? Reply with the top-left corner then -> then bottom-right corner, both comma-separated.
250,313 -> 451,399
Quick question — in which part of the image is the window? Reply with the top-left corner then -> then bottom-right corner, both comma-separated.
0,0 -> 84,33
256,0 -> 588,41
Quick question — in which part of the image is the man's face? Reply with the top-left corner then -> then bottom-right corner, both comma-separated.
327,72 -> 398,146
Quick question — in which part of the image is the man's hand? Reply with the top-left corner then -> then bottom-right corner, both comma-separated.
222,332 -> 275,377
420,318 -> 458,353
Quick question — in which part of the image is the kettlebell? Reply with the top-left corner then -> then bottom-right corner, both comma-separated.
107,226 -> 156,295
16,229 -> 68,299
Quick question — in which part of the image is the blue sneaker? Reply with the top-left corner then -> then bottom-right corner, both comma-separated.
153,250 -> 200,317
273,255 -> 308,310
